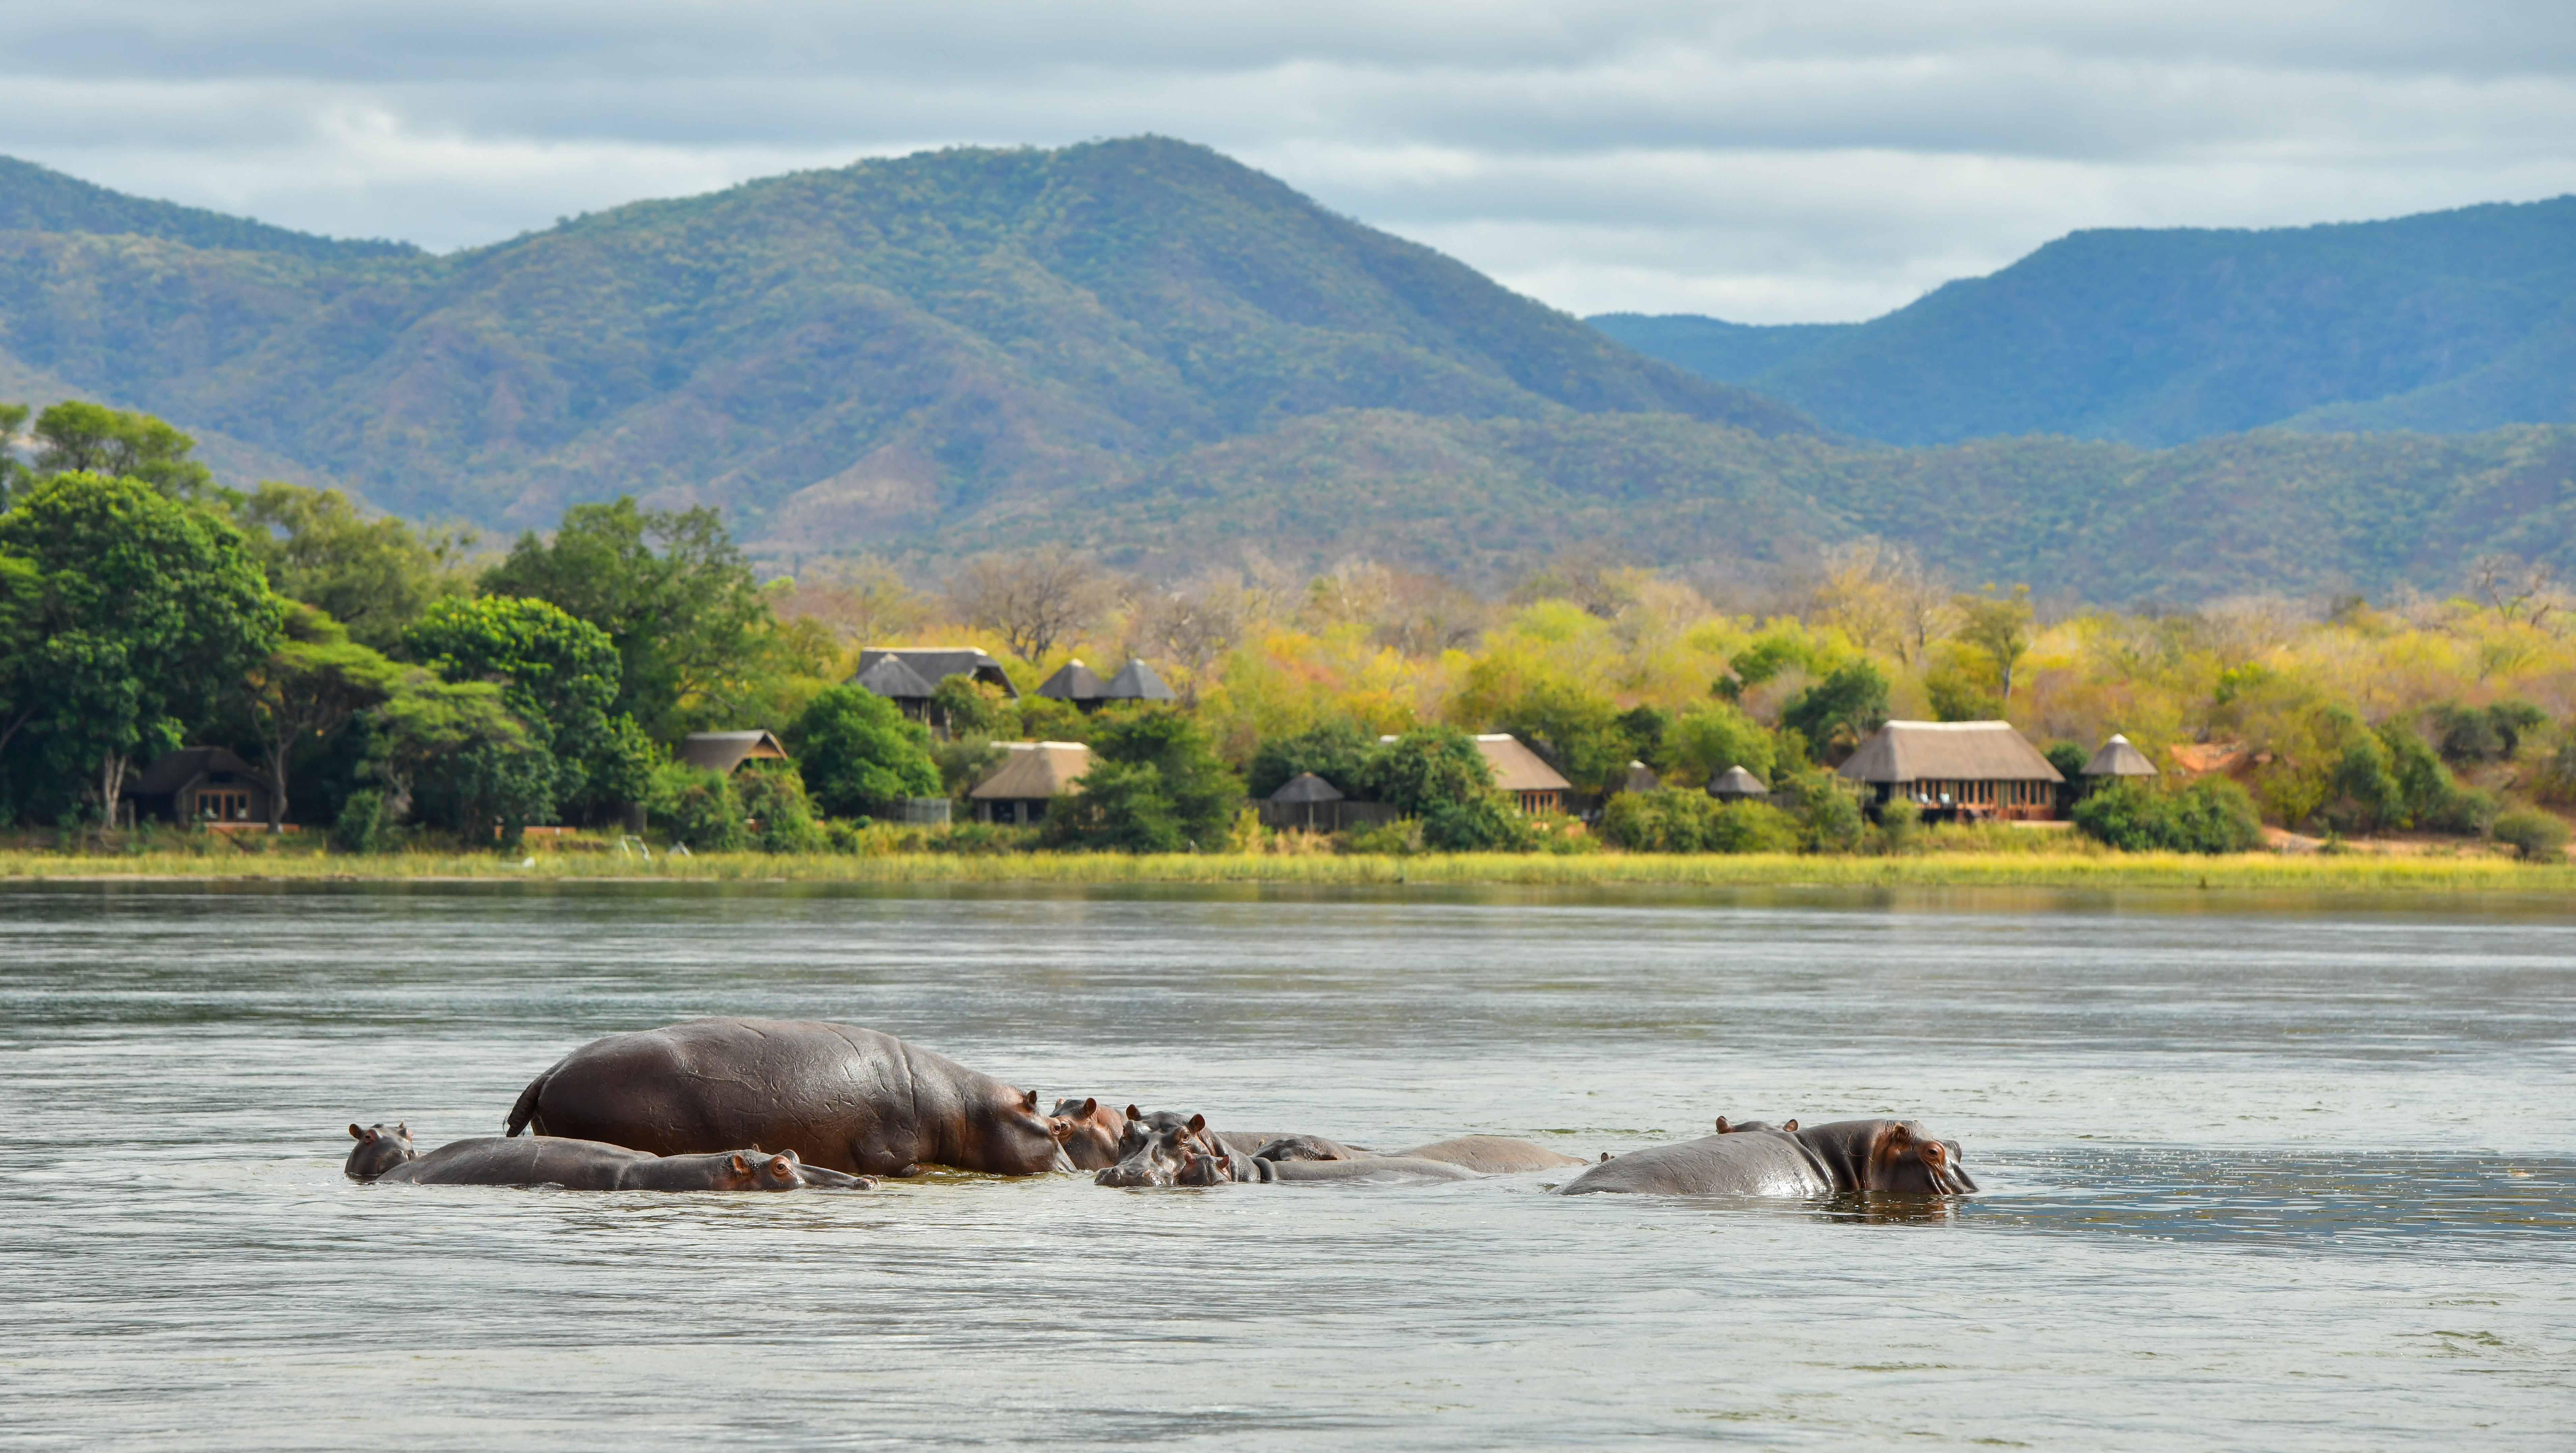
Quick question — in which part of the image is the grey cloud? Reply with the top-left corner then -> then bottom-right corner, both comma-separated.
1,1 -> 2570,320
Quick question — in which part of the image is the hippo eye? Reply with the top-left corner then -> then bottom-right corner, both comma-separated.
1923,1141 -> 1945,1161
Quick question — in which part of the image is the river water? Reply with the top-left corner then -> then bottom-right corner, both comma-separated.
2,881 -> 2570,1449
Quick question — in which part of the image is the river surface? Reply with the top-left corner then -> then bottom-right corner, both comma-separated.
2,881 -> 2571,1449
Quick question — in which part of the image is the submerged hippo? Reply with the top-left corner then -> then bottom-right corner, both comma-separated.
1559,1118 -> 1976,1198
505,1018 -> 1076,1177
1714,1116 -> 1797,1134
1096,1116 -> 1477,1187
1392,1136 -> 1587,1173
344,1122 -> 873,1191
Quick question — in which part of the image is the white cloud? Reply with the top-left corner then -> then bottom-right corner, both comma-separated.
1,0 -> 2570,320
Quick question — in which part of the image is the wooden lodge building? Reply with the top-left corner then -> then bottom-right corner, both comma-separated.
1036,658 -> 1177,711
129,747 -> 274,827
1473,734 -> 1572,816
850,648 -> 1019,728
969,742 -> 1092,825
1838,721 -> 2065,822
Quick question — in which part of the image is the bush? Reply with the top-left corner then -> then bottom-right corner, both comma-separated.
330,789 -> 388,854
1340,819 -> 1424,856
2072,777 -> 2263,854
788,685 -> 940,819
1422,793 -> 1533,852
1874,795 -> 1924,855
1599,789 -> 1797,853
1775,766 -> 1866,853
1660,705 -> 1775,789
648,762 -> 747,852
735,763 -> 826,854
1044,760 -> 1182,852
928,675 -> 1009,735
1042,709 -> 1243,853
1357,728 -> 1494,816
2491,807 -> 2569,862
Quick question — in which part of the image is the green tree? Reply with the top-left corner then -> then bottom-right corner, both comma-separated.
1357,728 -> 1494,817
928,674 -> 1008,736
735,762 -> 827,853
402,595 -> 644,834
1422,792 -> 1534,852
29,402 -> 214,498
1780,659 -> 1891,761
480,498 -> 771,741
1661,704 -> 1776,787
1952,585 -> 2035,707
1045,709 -> 1242,852
0,472 -> 282,828
646,761 -> 748,852
2491,807 -> 2568,862
357,669 -> 529,830
235,482 -> 468,650
0,403 -> 26,505
240,603 -> 402,828
1246,718 -> 1375,798
787,685 -> 940,818
1489,677 -> 1628,792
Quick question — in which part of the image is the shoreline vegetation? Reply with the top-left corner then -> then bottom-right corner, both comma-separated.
5,845 -> 2568,896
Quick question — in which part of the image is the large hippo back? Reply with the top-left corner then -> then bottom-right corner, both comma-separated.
506,1018 -> 1066,1177
1558,1130 -> 1834,1197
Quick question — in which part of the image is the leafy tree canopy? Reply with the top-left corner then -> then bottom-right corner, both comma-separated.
1246,717 -> 1375,798
29,401 -> 213,498
480,498 -> 771,741
235,482 -> 467,650
0,471 -> 281,823
1780,659 -> 1891,761
787,684 -> 940,819
1355,727 -> 1493,817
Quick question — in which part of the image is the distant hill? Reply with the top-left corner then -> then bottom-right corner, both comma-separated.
2,142 -> 2571,603
0,138 -> 1804,537
1593,197 -> 2576,446
0,156 -> 416,261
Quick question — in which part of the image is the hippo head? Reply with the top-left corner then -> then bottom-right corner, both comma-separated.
1715,1117 -> 1797,1134
1048,1097 -> 1127,1170
745,1149 -> 810,1191
1253,1135 -> 1348,1163
1795,1118 -> 1977,1196
344,1122 -> 417,1181
1118,1105 -> 1216,1160
1095,1114 -> 1228,1187
986,1088 -> 1078,1174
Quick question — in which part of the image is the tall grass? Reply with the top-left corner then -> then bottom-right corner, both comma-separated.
3,847 -> 2569,895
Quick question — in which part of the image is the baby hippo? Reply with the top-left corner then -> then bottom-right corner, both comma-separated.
1095,1114 -> 1233,1187
344,1123 -> 874,1191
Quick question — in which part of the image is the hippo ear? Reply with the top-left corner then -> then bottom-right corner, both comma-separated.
1080,1098 -> 1098,1117
781,1148 -> 799,1163
349,1124 -> 365,1140
1125,1105 -> 1142,1122
395,1122 -> 407,1137
1714,1116 -> 1732,1133
1186,1114 -> 1206,1134
730,1154 -> 751,1174
1883,1122 -> 1912,1147
1782,1118 -> 1799,1132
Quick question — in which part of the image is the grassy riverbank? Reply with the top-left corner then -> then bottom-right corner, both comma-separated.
4,845 -> 2569,895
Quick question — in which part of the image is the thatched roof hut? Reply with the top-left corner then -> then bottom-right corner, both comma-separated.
1473,734 -> 1572,814
1707,765 -> 1768,801
1618,760 -> 1661,795
677,730 -> 790,775
1037,660 -> 1108,706
1838,720 -> 2063,820
1104,658 -> 1176,703
969,742 -> 1091,825
2082,734 -> 2159,778
1270,772 -> 1345,804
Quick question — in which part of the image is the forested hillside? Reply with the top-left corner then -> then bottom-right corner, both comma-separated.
1595,196 -> 2576,446
3,143 -> 2572,602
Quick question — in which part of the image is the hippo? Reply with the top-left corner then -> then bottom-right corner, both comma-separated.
1111,1106 -> 1363,1164
1714,1116 -> 1797,1134
1392,1136 -> 1588,1173
344,1123 -> 874,1191
1246,1134 -> 1371,1163
1049,1098 -> 1130,1170
504,1018 -> 1076,1177
1559,1118 -> 1974,1197
1096,1116 -> 1478,1187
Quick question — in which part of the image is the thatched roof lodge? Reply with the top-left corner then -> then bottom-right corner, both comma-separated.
852,647 -> 1018,726
969,742 -> 1091,825
676,730 -> 789,775
1838,720 -> 2064,821
1038,658 -> 1177,711
1105,658 -> 1175,703
2082,734 -> 2160,779
1474,734 -> 1572,815
130,746 -> 273,827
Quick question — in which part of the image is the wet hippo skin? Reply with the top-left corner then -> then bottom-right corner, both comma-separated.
1559,1118 -> 1977,1197
504,1018 -> 1074,1177
1393,1136 -> 1588,1173
345,1122 -> 873,1191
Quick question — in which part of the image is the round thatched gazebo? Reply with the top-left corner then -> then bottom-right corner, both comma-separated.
1269,772 -> 1345,831
2081,734 -> 2159,779
1708,765 -> 1769,802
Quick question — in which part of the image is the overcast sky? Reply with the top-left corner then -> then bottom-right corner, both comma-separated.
3,1 -> 2571,322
